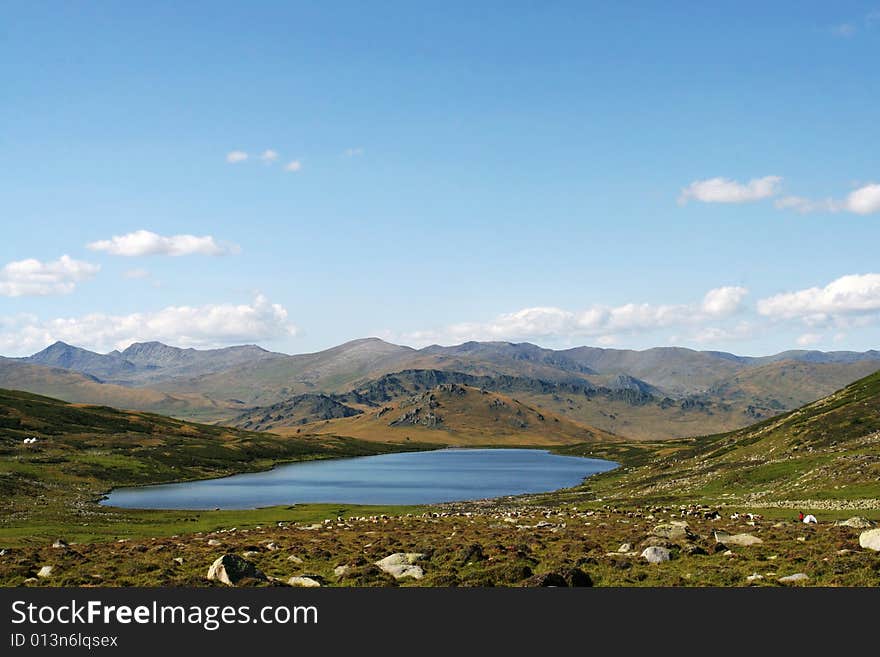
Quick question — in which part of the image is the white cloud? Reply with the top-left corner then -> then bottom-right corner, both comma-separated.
285,160 -> 303,172
0,295 -> 296,355
259,149 -> 279,163
87,230 -> 239,257
775,183 -> 880,215
678,176 -> 782,205
226,150 -> 249,163
343,147 -> 364,157
845,183 -> 880,215
398,286 -> 749,347
701,286 -> 749,316
757,273 -> 880,321
796,333 -> 823,347
0,255 -> 99,297
832,23 -> 857,37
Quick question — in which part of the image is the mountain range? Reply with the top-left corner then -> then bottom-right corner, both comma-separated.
1,338 -> 879,440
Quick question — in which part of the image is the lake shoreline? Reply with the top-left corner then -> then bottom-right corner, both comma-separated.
101,447 -> 619,511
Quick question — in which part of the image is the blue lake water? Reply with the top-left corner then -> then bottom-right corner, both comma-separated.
102,448 -> 617,509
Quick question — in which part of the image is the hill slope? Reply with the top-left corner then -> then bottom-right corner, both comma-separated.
293,383 -> 620,446
0,357 -> 236,419
586,370 -> 880,507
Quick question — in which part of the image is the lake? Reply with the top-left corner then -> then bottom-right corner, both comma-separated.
102,448 -> 617,509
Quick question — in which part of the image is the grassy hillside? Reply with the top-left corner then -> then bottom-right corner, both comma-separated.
581,369 -> 880,507
288,383 -> 620,446
0,388 -> 438,543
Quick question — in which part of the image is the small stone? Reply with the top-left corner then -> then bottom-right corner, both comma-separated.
52,539 -> 68,549
618,542 -> 632,553
333,565 -> 351,578
287,555 -> 304,563
207,539 -> 222,546
746,573 -> 763,582
778,573 -> 809,584
288,576 -> 322,588
173,557 -> 184,565
242,551 -> 260,558
37,566 -> 53,578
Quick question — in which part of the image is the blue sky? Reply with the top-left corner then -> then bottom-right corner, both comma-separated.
2,1 -> 879,356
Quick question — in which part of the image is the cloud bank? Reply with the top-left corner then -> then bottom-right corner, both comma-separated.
0,256 -> 100,297
0,295 -> 297,355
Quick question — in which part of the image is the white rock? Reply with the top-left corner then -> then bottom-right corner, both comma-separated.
375,552 -> 426,579
837,517 -> 873,529
714,531 -> 763,547
207,539 -> 222,546
333,565 -> 351,577
746,573 -> 763,581
640,546 -> 670,564
859,528 -> 880,551
37,565 -> 53,578
618,543 -> 632,553
778,573 -> 809,584
287,555 -> 304,563
288,576 -> 321,587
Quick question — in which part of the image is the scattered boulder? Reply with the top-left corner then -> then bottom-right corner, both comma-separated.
618,542 -> 633,553
37,566 -> 53,578
778,573 -> 809,585
206,539 -> 222,547
859,529 -> 880,551
287,555 -> 304,564
682,544 -> 708,556
52,539 -> 68,549
561,567 -> 593,587
288,576 -> 322,588
523,572 -> 568,587
714,531 -> 763,547
641,546 -> 671,564
459,543 -> 486,564
746,573 -> 764,582
375,553 -> 425,580
206,554 -> 266,586
837,517 -> 873,529
333,565 -> 351,578
651,522 -> 693,541
173,557 -> 184,566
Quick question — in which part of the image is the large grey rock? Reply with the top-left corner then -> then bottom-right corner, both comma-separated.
859,528 -> 880,551
778,573 -> 809,584
714,531 -> 763,547
641,546 -> 671,564
651,522 -> 693,541
837,517 -> 873,529
206,554 -> 266,586
375,552 -> 425,579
